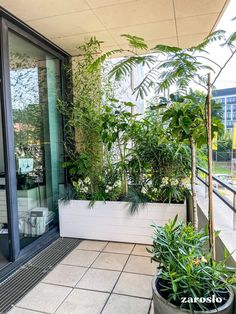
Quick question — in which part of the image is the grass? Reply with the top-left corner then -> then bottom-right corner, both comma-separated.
213,162 -> 231,175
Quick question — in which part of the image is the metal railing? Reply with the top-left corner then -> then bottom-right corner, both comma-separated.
197,166 -> 236,230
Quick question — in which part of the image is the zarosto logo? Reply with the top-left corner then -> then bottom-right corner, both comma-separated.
181,295 -> 222,304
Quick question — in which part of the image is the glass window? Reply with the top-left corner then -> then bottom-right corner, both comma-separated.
226,96 -> 236,104
8,31 -> 64,248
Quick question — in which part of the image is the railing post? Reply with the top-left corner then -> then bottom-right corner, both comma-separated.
233,193 -> 236,231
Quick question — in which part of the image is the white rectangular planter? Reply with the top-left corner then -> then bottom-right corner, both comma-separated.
59,200 -> 186,244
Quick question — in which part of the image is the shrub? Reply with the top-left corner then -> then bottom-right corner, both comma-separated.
150,217 -> 236,312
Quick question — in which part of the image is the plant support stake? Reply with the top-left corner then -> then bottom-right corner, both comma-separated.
207,72 -> 216,260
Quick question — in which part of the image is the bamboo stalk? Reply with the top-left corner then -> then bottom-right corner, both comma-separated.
207,72 -> 216,260
190,135 -> 198,229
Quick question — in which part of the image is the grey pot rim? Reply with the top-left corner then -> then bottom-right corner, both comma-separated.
152,276 -> 234,313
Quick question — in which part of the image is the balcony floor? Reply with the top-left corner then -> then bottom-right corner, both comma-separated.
8,240 -> 155,314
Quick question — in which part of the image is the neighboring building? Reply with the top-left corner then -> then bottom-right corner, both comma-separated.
213,87 -> 236,130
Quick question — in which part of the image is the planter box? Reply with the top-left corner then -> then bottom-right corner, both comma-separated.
59,200 -> 186,244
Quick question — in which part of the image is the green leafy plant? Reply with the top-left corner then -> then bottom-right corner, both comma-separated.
150,217 -> 236,313
161,92 -> 223,228
58,37 -> 103,195
101,99 -> 138,196
125,107 -> 191,211
89,29 -> 236,257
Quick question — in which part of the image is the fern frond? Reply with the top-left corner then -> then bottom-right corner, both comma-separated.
87,49 -> 124,72
121,34 -> 148,50
189,30 -> 226,52
108,55 -> 157,81
152,44 -> 182,54
223,32 -> 236,48
126,188 -> 147,214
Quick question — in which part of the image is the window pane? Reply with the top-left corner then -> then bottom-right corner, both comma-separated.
8,31 -> 64,248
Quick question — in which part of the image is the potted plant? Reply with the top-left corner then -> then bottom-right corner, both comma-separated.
58,38 -> 191,244
150,217 -> 236,314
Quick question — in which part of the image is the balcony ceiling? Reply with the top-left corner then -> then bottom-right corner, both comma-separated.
0,0 -> 230,56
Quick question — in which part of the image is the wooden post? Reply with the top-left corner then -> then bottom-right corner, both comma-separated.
207,73 -> 216,260
130,66 -> 135,115
190,135 -> 198,229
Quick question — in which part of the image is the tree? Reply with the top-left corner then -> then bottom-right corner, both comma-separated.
161,92 -> 223,229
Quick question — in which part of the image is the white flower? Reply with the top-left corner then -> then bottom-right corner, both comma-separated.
84,177 -> 90,184
170,179 -> 178,186
161,177 -> 169,185
114,181 -> 120,188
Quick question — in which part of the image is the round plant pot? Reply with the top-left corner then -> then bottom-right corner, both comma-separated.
152,277 -> 234,314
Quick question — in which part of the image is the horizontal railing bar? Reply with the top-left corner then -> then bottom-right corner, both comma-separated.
197,166 -> 236,194
197,168 -> 236,213
213,189 -> 236,213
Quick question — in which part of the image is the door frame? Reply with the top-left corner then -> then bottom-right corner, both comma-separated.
0,7 -> 70,263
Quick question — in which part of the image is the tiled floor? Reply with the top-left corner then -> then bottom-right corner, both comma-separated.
8,240 -> 156,314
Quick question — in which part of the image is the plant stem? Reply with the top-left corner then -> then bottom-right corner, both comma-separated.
206,72 -> 216,260
212,47 -> 236,85
190,135 -> 198,229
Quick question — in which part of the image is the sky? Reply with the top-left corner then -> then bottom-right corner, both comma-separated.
210,0 -> 236,89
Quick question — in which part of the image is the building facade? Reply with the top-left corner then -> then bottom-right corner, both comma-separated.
213,87 -> 236,130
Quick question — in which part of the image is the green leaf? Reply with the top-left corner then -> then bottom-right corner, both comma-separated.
153,44 -> 182,53
121,34 -> 148,50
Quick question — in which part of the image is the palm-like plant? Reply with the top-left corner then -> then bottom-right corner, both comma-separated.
89,28 -> 236,259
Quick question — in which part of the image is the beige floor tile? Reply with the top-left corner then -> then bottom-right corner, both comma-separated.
77,240 -> 108,251
92,253 -> 129,271
124,256 -> 156,275
8,307 -> 44,314
55,289 -> 109,314
76,268 -> 120,292
103,242 -> 134,254
114,272 -> 152,298
60,249 -> 99,267
16,283 -> 71,313
132,244 -> 152,257
102,294 -> 151,314
42,264 -> 87,287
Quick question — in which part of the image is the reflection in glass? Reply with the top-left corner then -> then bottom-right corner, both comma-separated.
9,31 -> 64,248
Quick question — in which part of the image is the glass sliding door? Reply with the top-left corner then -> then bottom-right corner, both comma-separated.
8,31 -> 64,248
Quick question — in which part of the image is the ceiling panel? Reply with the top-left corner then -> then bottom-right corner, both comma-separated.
28,10 -> 105,39
179,33 -> 209,48
93,0 -> 174,29
110,20 -> 176,44
52,31 -> 117,53
0,0 -> 90,21
177,13 -> 219,36
0,0 -> 229,56
86,0 -> 137,9
174,0 -> 228,18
